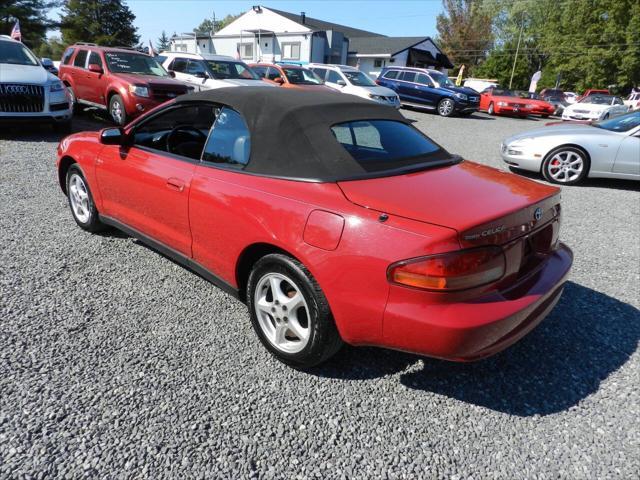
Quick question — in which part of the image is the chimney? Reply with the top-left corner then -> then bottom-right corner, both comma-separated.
301,12 -> 306,24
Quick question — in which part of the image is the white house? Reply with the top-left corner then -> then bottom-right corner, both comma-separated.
169,5 -> 453,75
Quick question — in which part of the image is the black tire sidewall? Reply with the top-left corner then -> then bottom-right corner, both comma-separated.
542,147 -> 589,185
247,254 -> 341,368
109,94 -> 126,126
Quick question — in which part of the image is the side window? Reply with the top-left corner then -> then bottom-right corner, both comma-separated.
252,66 -> 268,78
613,97 -> 623,105
327,70 -> 342,84
416,73 -> 432,86
266,67 -> 281,81
170,58 -> 188,72
187,59 -> 207,76
400,71 -> 416,83
73,49 -> 88,68
312,68 -> 327,80
383,70 -> 398,80
88,52 -> 103,68
62,48 -> 75,65
132,104 -> 217,160
202,108 -> 251,168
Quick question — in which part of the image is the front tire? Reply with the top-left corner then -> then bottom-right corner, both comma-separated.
488,102 -> 495,115
542,146 -> 589,185
66,165 -> 105,232
437,98 -> 455,117
109,94 -> 127,126
247,254 -> 343,368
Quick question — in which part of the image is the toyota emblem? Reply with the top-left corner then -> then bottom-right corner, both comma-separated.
534,207 -> 543,221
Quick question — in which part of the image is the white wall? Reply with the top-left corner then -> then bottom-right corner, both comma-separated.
213,33 -> 312,63
216,7 -> 310,35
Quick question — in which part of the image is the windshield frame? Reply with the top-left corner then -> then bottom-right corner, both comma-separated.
429,71 -> 454,88
104,51 -> 169,77
282,67 -> 323,85
579,95 -> 616,105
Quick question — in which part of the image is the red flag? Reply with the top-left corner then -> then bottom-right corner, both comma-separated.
10,20 -> 21,42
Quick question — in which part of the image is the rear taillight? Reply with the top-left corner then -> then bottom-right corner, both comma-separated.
388,246 -> 506,291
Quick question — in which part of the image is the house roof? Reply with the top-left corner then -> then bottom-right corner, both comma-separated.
348,36 -> 430,56
268,7 -> 384,38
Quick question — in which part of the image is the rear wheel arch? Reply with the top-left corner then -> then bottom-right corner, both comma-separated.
236,243 -> 301,302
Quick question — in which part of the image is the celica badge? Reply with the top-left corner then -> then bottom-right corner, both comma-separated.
534,207 -> 543,221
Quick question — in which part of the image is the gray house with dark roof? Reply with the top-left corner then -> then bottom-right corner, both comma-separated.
171,6 -> 452,77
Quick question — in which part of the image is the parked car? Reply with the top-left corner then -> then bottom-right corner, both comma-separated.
376,67 -> 480,117
0,35 -> 72,131
159,52 -> 273,92
624,92 -> 640,111
563,92 -> 578,104
501,111 -> 640,185
250,62 -> 332,92
59,43 -> 191,125
56,87 -> 572,368
308,63 -> 400,108
540,93 -> 569,116
515,91 -> 555,118
479,87 -> 533,117
578,88 -> 609,101
41,57 -> 58,76
562,94 -> 628,121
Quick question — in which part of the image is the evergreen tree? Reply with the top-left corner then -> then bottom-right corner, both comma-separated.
60,0 -> 139,47
194,13 -> 241,35
156,30 -> 170,52
0,0 -> 59,49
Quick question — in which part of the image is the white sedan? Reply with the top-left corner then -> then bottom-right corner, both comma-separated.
501,111 -> 640,185
562,94 -> 628,121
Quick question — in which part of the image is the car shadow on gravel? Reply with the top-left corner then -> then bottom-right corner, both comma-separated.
315,281 -> 639,417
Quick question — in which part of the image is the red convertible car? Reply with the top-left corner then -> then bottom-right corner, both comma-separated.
56,88 -> 572,368
480,87 -> 535,117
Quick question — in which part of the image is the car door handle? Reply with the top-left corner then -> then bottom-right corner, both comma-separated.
166,178 -> 185,192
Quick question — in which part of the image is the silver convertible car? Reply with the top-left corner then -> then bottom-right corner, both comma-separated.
501,111 -> 640,185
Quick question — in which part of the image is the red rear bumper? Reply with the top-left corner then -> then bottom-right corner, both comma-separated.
381,243 -> 573,361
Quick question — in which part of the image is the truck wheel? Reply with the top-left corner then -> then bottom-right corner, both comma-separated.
109,94 -> 127,126
437,98 -> 455,117
247,253 -> 343,369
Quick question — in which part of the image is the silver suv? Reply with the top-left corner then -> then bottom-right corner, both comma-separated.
0,35 -> 72,131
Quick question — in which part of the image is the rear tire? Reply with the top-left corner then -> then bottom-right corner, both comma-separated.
65,165 -> 106,232
109,94 -> 127,126
247,253 -> 343,369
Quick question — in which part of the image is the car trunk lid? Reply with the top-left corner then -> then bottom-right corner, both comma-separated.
337,161 -> 561,247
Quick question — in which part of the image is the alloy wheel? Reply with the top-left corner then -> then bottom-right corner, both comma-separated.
253,272 -> 311,354
111,101 -> 123,124
547,150 -> 584,183
68,173 -> 91,223
439,99 -> 454,116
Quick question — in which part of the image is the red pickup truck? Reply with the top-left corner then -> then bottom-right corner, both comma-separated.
59,43 -> 191,125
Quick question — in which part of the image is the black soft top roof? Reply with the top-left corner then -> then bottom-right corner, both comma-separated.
176,87 -> 427,182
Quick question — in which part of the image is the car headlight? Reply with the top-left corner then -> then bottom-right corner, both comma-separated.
49,81 -> 65,92
455,92 -> 468,101
525,104 -> 535,109
368,94 -> 383,101
129,85 -> 150,97
497,101 -> 508,107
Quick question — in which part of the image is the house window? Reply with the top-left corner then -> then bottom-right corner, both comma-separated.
238,43 -> 253,60
374,59 -> 384,68
282,42 -> 301,60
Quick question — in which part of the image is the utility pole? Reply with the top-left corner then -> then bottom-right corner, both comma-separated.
509,16 -> 525,89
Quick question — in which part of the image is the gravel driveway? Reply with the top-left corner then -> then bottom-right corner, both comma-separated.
1,109 -> 638,479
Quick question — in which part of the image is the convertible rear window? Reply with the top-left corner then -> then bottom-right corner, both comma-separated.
331,120 -> 448,172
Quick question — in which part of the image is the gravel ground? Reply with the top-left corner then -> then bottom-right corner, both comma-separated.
1,109 -> 638,479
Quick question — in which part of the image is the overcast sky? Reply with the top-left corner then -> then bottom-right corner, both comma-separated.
49,0 -> 444,44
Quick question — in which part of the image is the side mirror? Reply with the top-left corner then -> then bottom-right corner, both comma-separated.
168,70 -> 176,78
337,79 -> 347,87
100,127 -> 125,145
194,71 -> 208,79
274,76 -> 285,85
88,63 -> 103,74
